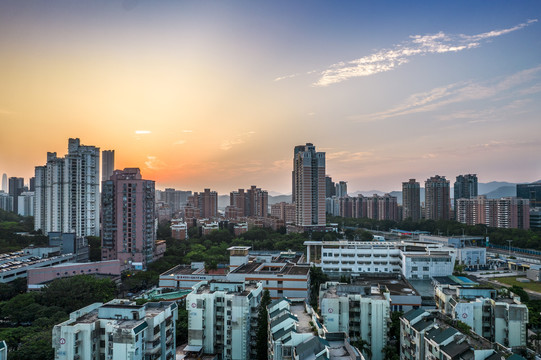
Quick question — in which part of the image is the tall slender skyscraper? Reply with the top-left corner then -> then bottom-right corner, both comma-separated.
293,143 -> 326,228
34,138 -> 100,237
101,168 -> 156,270
402,179 -> 421,221
425,175 -> 450,220
102,150 -> 115,182
1,173 -> 7,192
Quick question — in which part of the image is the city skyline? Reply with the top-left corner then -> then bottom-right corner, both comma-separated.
1,1 -> 541,193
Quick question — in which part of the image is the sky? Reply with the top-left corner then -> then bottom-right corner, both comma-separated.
0,0 -> 540,194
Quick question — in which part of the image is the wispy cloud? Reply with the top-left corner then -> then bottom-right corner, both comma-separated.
276,20 -> 537,87
173,140 -> 186,145
327,151 -> 373,162
355,65 -> 541,121
220,132 -> 256,151
183,130 -> 193,133
144,156 -> 166,170
135,130 -> 151,134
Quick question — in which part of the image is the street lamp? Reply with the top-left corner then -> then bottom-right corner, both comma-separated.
507,240 -> 512,258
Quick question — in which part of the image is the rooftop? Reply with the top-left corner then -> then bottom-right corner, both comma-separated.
230,261 -> 310,276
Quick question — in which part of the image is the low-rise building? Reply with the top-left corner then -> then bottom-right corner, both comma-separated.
419,235 -> 486,269
267,298 -> 363,360
401,309 -> 514,360
305,240 -> 456,280
158,263 -> 228,290
52,299 -> 177,360
433,279 -> 528,348
0,247 -> 75,283
227,248 -> 310,300
201,222 -> 219,236
170,219 -> 188,240
319,282 -> 390,360
27,260 -> 122,289
185,280 -> 262,360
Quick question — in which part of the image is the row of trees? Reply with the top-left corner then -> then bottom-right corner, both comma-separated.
0,276 -> 116,360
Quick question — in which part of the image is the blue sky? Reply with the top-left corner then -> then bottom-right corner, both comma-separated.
0,0 -> 540,193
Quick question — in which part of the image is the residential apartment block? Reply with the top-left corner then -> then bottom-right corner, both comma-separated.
34,138 -> 100,237
270,202 -> 296,223
400,309 -> 515,360
186,189 -> 218,219
402,179 -> 421,221
425,175 -> 450,221
293,143 -> 326,229
185,280 -> 262,360
433,278 -> 529,348
337,194 -> 399,221
101,168 -> 156,270
52,299 -> 177,360
455,196 -> 530,229
268,298 -> 362,360
319,282 -> 390,360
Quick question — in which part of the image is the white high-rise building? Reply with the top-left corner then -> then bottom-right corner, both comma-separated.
186,280 -> 262,360
293,143 -> 326,229
319,282 -> 390,360
34,138 -> 100,237
1,173 -> 7,193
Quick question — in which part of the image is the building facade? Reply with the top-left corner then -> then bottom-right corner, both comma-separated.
319,282 -> 390,360
305,240 -> 456,280
186,280 -> 262,360
101,168 -> 156,270
517,181 -> 541,208
293,143 -> 326,228
453,174 -> 478,218
455,196 -> 530,229
424,175 -> 450,221
101,149 -> 115,182
8,176 -> 24,213
270,202 -> 295,223
52,299 -> 177,360
402,179 -> 421,221
230,186 -> 268,218
34,138 -> 100,237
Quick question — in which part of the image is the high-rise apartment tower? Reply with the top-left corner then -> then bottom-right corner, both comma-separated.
425,175 -> 450,220
101,149 -> 115,182
293,143 -> 326,228
402,179 -> 421,221
34,138 -> 100,237
101,168 -> 156,270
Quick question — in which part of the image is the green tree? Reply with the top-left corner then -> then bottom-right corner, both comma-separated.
39,275 -> 116,313
256,289 -> 271,360
176,299 -> 189,345
86,236 -> 101,261
353,339 -> 372,360
309,266 -> 328,309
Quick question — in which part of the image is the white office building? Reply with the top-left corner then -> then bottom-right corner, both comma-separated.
52,299 -> 177,360
305,240 -> 456,280
186,280 -> 263,360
